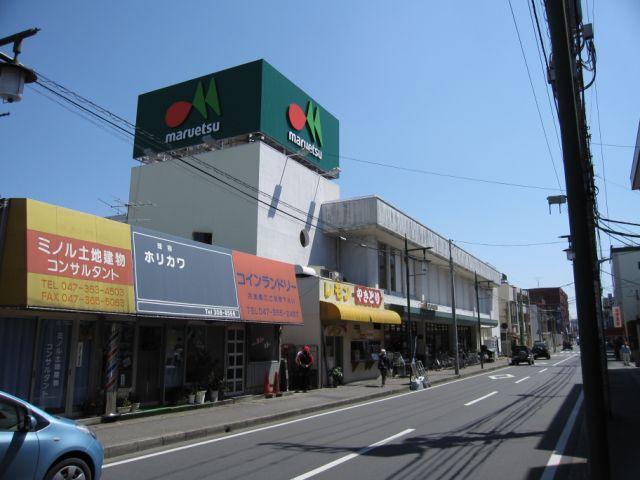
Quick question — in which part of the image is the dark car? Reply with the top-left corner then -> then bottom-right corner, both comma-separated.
511,345 -> 535,365
532,342 -> 551,360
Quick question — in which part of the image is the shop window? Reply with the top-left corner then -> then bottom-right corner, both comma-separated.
248,325 -> 278,362
186,325 -> 225,386
350,341 -> 381,363
0,318 -> 36,399
33,319 -> 72,413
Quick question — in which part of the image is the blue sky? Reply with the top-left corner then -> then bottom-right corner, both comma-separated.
3,1 -> 639,316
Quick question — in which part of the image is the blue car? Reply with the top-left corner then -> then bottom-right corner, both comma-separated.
0,390 -> 103,479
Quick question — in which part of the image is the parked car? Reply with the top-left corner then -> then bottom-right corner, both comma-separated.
532,342 -> 551,360
562,340 -> 573,351
0,390 -> 103,480
511,345 -> 535,365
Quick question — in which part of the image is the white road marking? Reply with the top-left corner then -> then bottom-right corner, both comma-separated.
552,355 -> 577,367
540,392 -> 583,480
464,391 -> 498,406
104,366 -> 514,468
539,368 -> 548,373
290,429 -> 415,480
514,376 -> 530,384
489,374 -> 514,380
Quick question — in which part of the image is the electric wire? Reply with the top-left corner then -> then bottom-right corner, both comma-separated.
528,0 -> 563,153
33,72 -> 441,263
507,0 -> 564,193
29,70 -> 580,270
338,155 -> 562,192
456,240 -> 565,247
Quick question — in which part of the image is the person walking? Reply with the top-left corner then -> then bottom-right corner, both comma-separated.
378,349 -> 392,387
296,345 -> 314,392
621,342 -> 631,366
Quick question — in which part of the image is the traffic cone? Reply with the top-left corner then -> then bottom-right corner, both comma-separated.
273,371 -> 282,397
264,369 -> 273,398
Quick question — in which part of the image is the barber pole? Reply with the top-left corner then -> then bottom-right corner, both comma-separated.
104,323 -> 119,415
105,323 -> 120,391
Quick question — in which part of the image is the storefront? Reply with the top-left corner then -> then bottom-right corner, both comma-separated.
387,304 -> 498,366
283,277 -> 401,386
0,199 -> 302,416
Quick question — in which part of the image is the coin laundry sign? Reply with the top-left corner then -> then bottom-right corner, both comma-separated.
133,59 -> 339,174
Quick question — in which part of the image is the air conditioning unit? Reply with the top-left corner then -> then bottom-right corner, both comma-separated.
319,268 -> 341,282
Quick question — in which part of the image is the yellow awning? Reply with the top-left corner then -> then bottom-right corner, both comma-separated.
320,301 -> 401,325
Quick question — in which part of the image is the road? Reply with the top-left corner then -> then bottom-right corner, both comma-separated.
102,351 -> 584,480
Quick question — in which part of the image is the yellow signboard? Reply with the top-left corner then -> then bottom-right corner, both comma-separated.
319,279 -> 384,309
25,199 -> 135,313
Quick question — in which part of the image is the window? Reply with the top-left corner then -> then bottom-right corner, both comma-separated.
299,229 -> 310,247
390,253 -> 396,292
0,400 -> 21,431
378,243 -> 388,290
193,232 -> 213,244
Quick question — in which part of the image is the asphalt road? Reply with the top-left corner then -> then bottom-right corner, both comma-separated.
102,352 -> 584,480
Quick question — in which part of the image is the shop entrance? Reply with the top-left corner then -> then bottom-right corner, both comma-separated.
325,336 -> 344,371
136,326 -> 163,403
226,326 -> 245,395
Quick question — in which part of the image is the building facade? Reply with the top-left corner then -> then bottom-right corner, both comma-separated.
610,246 -> 640,360
528,287 -> 570,350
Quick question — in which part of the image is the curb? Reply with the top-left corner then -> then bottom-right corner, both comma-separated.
103,362 -> 508,459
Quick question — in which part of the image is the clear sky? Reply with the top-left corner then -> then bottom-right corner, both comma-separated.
3,1 -> 639,316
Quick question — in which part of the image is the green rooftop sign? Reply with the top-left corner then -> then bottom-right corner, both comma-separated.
133,60 -> 339,174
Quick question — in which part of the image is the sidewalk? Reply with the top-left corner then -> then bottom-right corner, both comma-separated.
91,358 -> 510,459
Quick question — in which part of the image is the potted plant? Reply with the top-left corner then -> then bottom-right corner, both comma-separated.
207,372 -> 225,402
116,395 -> 131,414
187,387 -> 196,404
329,367 -> 343,387
195,384 -> 207,404
129,393 -> 140,412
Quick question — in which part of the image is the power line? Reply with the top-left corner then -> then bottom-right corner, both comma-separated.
456,240 -> 565,247
598,216 -> 640,228
32,72 -> 442,264
339,155 -> 562,192
507,0 -> 564,193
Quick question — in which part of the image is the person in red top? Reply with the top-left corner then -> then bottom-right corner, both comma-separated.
296,345 -> 314,392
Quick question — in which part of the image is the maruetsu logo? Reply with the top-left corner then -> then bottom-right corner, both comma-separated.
163,77 -> 221,143
287,101 -> 323,160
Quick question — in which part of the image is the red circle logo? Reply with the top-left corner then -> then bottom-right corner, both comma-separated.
287,103 -> 306,131
165,101 -> 192,128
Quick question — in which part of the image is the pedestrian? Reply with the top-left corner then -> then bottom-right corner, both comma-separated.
621,342 -> 631,366
296,345 -> 314,392
378,349 -> 392,387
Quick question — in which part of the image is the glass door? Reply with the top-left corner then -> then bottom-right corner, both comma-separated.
225,326 -> 245,395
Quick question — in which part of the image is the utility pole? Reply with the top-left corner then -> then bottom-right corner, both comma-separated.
404,235 -> 413,370
545,1 -> 610,477
448,239 -> 459,375
404,234 -> 432,369
474,272 -> 484,369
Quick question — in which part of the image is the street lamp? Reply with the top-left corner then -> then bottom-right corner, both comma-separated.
0,28 -> 39,103
560,234 -> 575,261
